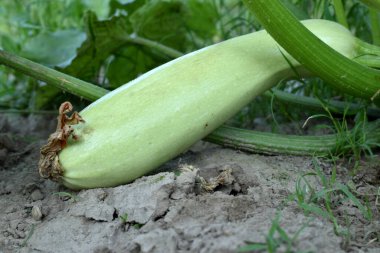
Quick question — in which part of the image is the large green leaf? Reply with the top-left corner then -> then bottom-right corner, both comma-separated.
130,0 -> 187,51
183,0 -> 219,39
107,45 -> 161,88
20,30 -> 86,67
62,11 -> 132,83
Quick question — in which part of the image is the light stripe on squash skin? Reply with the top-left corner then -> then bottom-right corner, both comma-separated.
54,20 -> 357,189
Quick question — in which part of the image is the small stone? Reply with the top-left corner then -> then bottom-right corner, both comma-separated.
31,206 -> 43,221
30,189 -> 44,201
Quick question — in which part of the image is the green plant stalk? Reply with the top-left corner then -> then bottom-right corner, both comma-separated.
243,0 -> 380,103
369,8 -> 380,46
206,122 -> 380,156
0,50 -> 108,101
332,0 -> 349,28
265,89 -> 380,117
207,125 -> 337,155
120,34 -> 184,58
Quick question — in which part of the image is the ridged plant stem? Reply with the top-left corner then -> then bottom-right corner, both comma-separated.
243,0 -> 380,103
0,50 -> 108,101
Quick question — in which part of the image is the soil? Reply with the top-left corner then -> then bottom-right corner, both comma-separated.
0,114 -> 379,253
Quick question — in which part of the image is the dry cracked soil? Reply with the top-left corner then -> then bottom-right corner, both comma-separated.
0,114 -> 379,253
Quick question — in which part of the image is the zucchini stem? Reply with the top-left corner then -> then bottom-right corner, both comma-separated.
266,89 -> 380,117
205,122 -> 380,156
0,50 -> 108,101
243,0 -> 380,103
119,34 -> 184,58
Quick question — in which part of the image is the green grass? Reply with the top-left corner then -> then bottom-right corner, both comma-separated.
119,212 -> 129,223
288,158 -> 373,245
239,213 -> 313,253
303,104 -> 379,168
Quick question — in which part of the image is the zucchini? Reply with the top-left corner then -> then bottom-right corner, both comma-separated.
39,20 -> 359,189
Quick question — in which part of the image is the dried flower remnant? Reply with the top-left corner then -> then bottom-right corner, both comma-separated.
38,102 -> 84,181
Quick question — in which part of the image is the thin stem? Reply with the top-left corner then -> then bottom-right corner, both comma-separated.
120,34 -> 184,58
0,50 -> 108,101
243,0 -> 380,103
332,0 -> 349,28
369,8 -> 380,46
266,89 -> 380,117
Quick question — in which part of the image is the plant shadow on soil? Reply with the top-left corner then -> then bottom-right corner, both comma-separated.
0,114 -> 379,253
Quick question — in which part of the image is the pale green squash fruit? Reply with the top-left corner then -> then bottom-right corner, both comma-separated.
56,20 -> 356,189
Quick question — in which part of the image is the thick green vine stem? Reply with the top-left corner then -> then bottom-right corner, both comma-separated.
267,89 -> 380,117
243,0 -> 380,104
206,122 -> 380,156
0,50 -> 108,101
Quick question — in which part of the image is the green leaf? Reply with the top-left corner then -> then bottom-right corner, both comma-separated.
337,183 -> 372,220
63,11 -> 132,84
20,30 -> 85,67
107,45 -> 160,88
183,0 -> 218,39
0,35 -> 19,54
34,85 -> 62,109
129,0 -> 187,51
299,203 -> 331,219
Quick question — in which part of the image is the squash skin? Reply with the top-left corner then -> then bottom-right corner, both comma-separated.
59,20 -> 356,189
